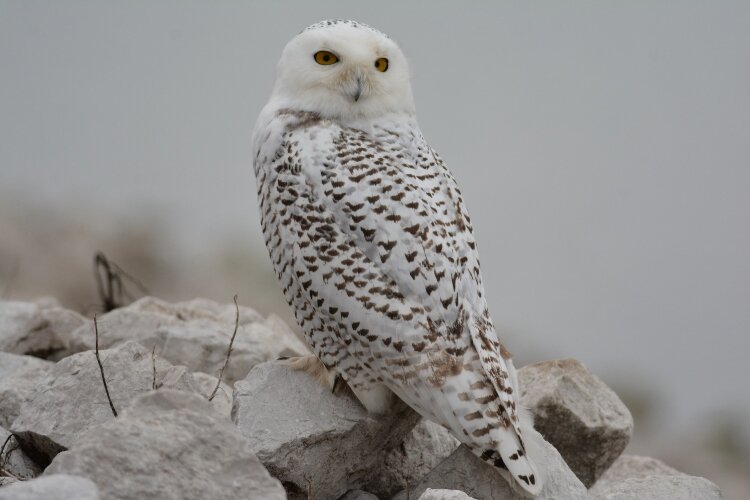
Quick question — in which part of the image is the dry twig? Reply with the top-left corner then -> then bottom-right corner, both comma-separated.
93,251 -> 150,312
151,345 -> 157,390
208,294 -> 240,402
305,475 -> 314,500
0,434 -> 13,471
0,433 -> 21,479
93,314 -> 118,417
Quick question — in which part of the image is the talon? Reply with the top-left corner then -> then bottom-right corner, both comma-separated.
332,374 -> 343,394
282,355 -> 337,391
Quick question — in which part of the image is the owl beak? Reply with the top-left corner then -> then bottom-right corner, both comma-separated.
342,69 -> 368,103
352,76 -> 363,102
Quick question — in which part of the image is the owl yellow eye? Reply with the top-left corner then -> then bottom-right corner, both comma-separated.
314,51 -> 338,65
374,57 -> 389,72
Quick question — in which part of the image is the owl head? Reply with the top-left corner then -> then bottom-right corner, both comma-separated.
270,20 -> 416,120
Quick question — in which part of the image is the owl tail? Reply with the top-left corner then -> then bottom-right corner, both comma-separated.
472,407 -> 544,497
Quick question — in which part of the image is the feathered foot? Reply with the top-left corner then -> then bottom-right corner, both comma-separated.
280,355 -> 341,393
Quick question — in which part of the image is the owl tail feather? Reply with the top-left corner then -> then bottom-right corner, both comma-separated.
472,407 -> 544,497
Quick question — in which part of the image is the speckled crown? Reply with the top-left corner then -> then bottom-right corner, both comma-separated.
302,19 -> 389,38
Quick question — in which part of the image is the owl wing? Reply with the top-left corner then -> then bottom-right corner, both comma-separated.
258,113 -> 541,495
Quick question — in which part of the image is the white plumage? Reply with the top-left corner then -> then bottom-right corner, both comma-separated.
252,20 -> 543,496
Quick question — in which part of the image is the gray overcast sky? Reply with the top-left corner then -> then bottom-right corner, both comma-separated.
1,1 -> 749,442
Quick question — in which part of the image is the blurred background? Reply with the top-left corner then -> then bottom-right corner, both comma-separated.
1,1 -> 748,496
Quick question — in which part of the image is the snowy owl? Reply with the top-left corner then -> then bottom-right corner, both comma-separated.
252,20 -> 542,496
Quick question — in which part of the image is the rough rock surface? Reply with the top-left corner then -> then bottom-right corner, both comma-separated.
519,358 -> 633,487
394,431 -> 587,500
233,361 -> 421,500
0,426 -> 42,480
11,341 -> 198,464
0,477 -> 18,487
0,301 -> 85,359
370,419 -> 461,498
419,489 -> 477,500
590,475 -> 723,499
191,372 -> 233,419
589,454 -> 723,499
589,454 -> 682,493
46,390 -> 285,500
0,298 -> 724,500
0,474 -> 100,500
0,352 -> 52,428
66,297 -> 308,384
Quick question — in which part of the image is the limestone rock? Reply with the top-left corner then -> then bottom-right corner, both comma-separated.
589,454 -> 682,494
35,307 -> 88,361
0,477 -> 18,487
232,361 -> 421,500
589,454 -> 723,499
0,474 -> 100,500
0,302 -> 85,359
0,352 -> 52,428
371,419 -> 461,498
519,359 -> 633,486
46,390 -> 285,500
590,475 -> 723,500
0,426 -> 42,480
0,302 -> 40,354
66,296 -> 308,384
130,296 -> 266,325
393,431 -> 587,500
191,372 -> 233,419
419,489 -> 477,500
11,341 -> 198,464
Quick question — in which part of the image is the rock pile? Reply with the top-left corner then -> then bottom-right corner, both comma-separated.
518,359 -> 633,487
46,390 -> 285,500
0,298 -> 724,499
232,362 -> 420,499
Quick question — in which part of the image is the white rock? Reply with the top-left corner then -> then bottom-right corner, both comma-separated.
590,475 -> 723,500
37,307 -> 88,361
191,372 -> 232,419
372,419 -> 461,497
519,359 -> 633,487
589,454 -> 682,494
394,430 -> 587,500
0,477 -> 18,487
11,341 -> 198,464
589,454 -> 724,499
0,474 -> 100,500
0,352 -> 52,428
0,302 -> 40,354
232,361 -> 421,500
46,390 -> 285,500
1,426 -> 42,479
130,296 -> 265,325
66,296 -> 308,384
0,302 -> 84,359
418,489 -> 477,500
